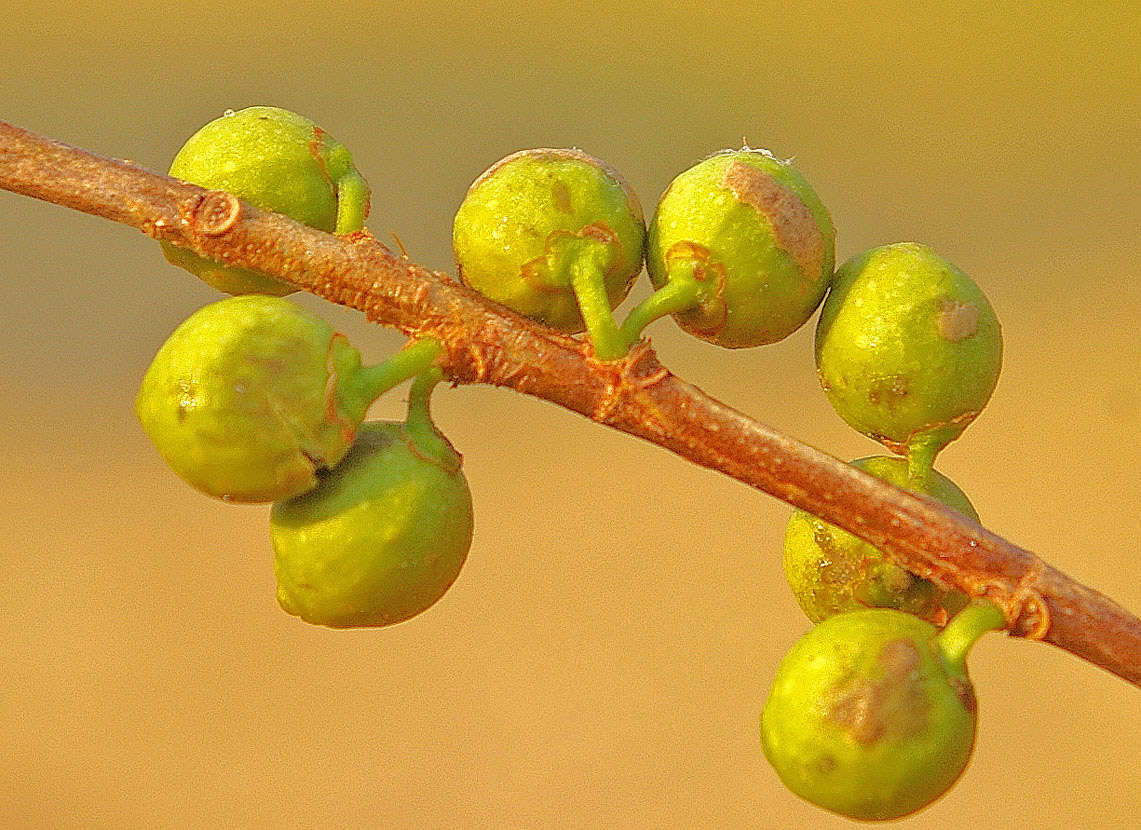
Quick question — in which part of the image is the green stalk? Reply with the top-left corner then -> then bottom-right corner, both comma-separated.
618,260 -> 703,348
339,336 -> 443,422
568,253 -> 626,361
905,434 -> 942,489
403,367 -> 453,464
935,599 -> 1006,672
334,170 -> 370,234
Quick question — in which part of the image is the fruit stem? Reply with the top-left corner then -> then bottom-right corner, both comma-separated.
341,336 -> 443,422
334,170 -> 369,234
935,599 -> 1006,672
618,261 -> 702,347
568,248 -> 627,362
404,367 -> 454,464
905,435 -> 942,489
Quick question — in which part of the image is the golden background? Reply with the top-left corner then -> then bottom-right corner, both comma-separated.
2,1 -> 1138,826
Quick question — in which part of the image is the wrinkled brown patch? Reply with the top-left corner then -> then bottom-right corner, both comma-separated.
722,160 -> 825,282
936,298 -> 980,342
827,638 -> 928,745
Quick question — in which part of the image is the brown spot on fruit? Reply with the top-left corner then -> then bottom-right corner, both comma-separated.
551,180 -> 573,214
827,639 -> 928,745
936,298 -> 980,342
722,160 -> 825,282
867,375 -> 910,408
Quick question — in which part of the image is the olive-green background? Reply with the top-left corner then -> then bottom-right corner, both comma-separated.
2,2 -> 1138,827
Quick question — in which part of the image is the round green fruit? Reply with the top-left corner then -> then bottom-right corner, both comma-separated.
271,421 -> 474,628
646,149 -> 835,348
815,242 -> 1002,457
135,296 -> 365,502
783,456 -> 975,624
760,608 -> 980,821
452,148 -> 645,333
162,105 -> 370,295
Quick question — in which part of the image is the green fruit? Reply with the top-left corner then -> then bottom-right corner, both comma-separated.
784,456 -> 975,624
760,608 -> 981,821
646,149 -> 835,348
162,105 -> 370,295
815,243 -> 1002,458
271,421 -> 474,628
135,296 -> 366,502
452,148 -> 645,334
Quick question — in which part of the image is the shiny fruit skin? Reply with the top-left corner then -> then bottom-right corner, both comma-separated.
815,242 -> 1002,454
646,149 -> 835,347
162,105 -> 369,295
135,296 -> 359,502
271,422 -> 474,628
761,609 -> 978,821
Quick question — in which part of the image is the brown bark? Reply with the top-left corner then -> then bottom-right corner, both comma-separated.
2,119 -> 1138,686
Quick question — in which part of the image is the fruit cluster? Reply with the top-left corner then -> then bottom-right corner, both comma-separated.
142,106 -> 1008,818
449,141 -> 1006,819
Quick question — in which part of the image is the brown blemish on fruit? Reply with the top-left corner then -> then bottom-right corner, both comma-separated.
665,241 -> 728,336
551,180 -> 573,214
936,298 -> 980,342
867,375 -> 910,409
947,675 -> 977,715
722,160 -> 824,282
827,638 -> 928,745
322,332 -> 359,446
197,190 -> 242,237
309,126 -> 333,185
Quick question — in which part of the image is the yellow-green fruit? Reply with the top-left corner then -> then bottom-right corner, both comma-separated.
271,422 -> 474,628
815,243 -> 1002,454
761,609 -> 978,821
162,106 -> 370,295
646,149 -> 835,348
453,148 -> 645,333
135,296 -> 363,502
784,457 -> 975,624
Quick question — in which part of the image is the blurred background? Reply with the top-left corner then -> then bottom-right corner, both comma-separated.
2,1 -> 1138,827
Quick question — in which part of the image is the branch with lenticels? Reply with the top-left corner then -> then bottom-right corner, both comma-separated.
2,119 -> 1138,686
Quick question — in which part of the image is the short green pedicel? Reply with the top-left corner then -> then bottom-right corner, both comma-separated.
761,603 -> 1004,821
271,372 -> 474,628
162,106 -> 370,295
815,243 -> 1002,478
784,456 -> 975,624
639,149 -> 835,348
453,149 -> 645,357
135,296 -> 439,503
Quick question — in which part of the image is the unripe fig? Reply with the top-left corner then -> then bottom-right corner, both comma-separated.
784,456 -> 975,624
135,296 -> 377,503
452,148 -> 645,337
815,243 -> 1002,464
645,149 -> 835,348
761,605 -> 1001,821
271,421 -> 474,628
162,106 -> 370,295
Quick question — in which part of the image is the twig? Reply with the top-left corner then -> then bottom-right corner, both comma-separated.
2,119 -> 1138,686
